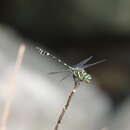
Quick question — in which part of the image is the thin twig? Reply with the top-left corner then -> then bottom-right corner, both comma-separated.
101,128 -> 109,130
54,78 -> 80,130
0,44 -> 26,130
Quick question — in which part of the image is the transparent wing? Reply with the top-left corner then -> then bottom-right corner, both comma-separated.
60,73 -> 72,81
73,56 -> 93,68
48,70 -> 70,75
82,59 -> 106,69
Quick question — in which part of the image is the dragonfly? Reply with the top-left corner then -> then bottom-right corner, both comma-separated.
36,46 -> 106,83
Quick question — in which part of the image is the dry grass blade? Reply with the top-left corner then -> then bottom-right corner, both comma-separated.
0,44 -> 26,130
54,79 -> 80,130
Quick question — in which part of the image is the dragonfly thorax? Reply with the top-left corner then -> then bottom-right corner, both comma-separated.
73,69 -> 92,83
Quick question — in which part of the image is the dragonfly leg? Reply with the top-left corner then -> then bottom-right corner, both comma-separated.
73,75 -> 80,86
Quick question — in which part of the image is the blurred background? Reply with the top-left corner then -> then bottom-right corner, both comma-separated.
0,0 -> 130,130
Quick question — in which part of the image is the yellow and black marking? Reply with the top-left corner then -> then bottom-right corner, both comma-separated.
73,69 -> 92,83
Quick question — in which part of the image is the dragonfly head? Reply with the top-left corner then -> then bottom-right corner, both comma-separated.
84,74 -> 92,83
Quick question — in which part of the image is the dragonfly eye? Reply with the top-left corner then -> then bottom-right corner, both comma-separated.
84,74 -> 92,83
87,74 -> 92,80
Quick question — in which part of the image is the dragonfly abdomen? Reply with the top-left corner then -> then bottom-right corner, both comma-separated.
36,47 -> 72,69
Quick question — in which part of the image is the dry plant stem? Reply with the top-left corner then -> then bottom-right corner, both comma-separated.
54,79 -> 80,130
101,128 -> 109,130
0,44 -> 26,130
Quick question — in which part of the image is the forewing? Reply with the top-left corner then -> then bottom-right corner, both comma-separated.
82,59 -> 106,69
73,56 -> 93,68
